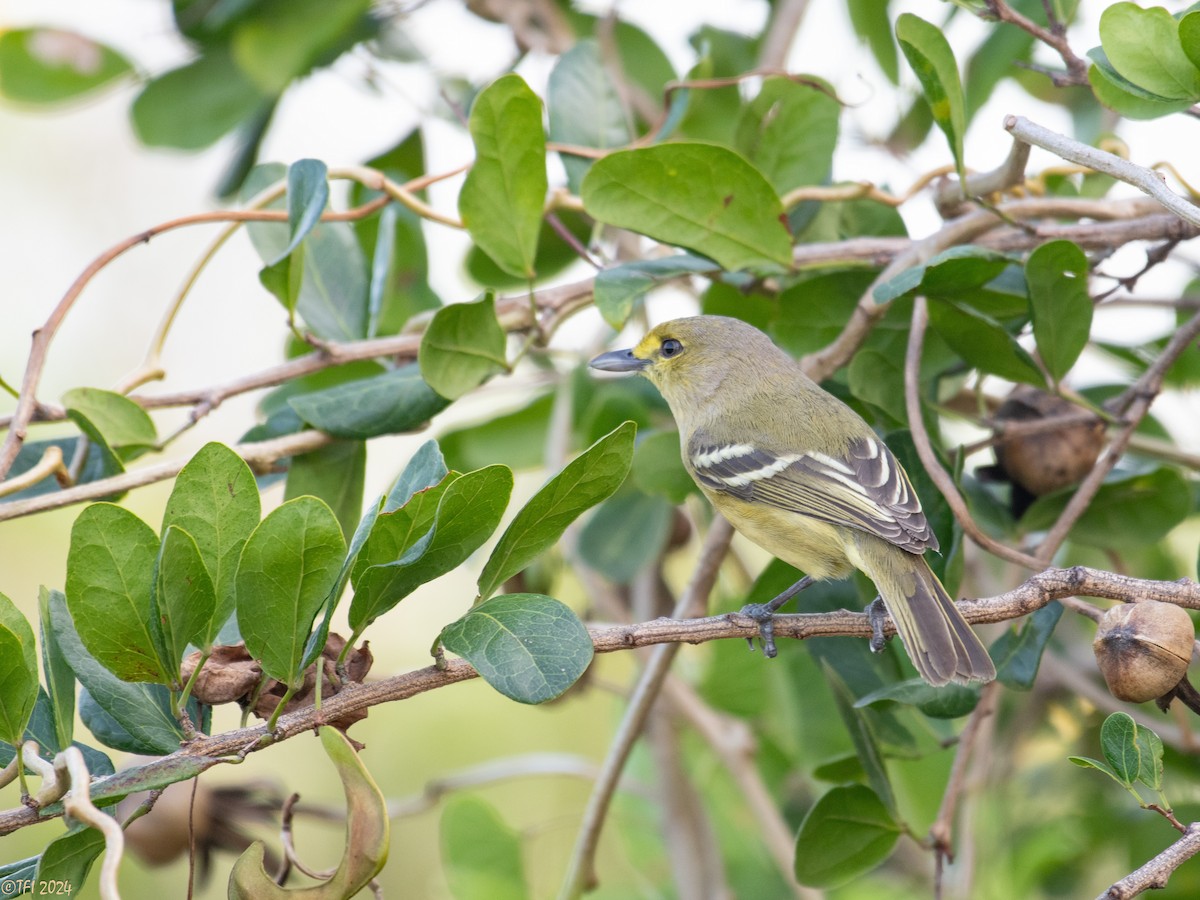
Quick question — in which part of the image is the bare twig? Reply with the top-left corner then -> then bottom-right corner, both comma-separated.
982,1 -> 1089,86
0,430 -> 332,522
929,683 -> 1000,869
1006,116 -> 1200,228
1098,822 -> 1200,900
757,0 -> 811,69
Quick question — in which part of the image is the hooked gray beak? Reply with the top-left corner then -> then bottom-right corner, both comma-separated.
589,348 -> 650,373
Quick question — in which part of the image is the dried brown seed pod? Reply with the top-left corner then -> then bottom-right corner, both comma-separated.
1093,601 -> 1195,703
993,386 -> 1105,499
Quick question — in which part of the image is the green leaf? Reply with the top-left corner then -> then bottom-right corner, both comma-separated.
631,429 -> 696,505
418,295 -> 509,400
793,785 -> 901,888
873,245 -> 1012,305
350,466 -> 513,635
35,826 -> 106,893
1022,467 -> 1190,547
274,158 -> 329,264
230,0 -> 374,94
1100,3 -> 1200,101
582,143 -> 793,271
0,28 -> 131,104
1087,54 -> 1195,119
354,475 -> 458,585
1135,725 -> 1165,792
823,664 -> 896,815
236,496 -> 346,687
46,590 -> 184,755
284,439 -> 367,542
458,74 -> 547,279
0,624 -> 37,746
548,40 -> 631,194
0,592 -> 35,684
65,504 -> 166,683
928,298 -> 1046,387
854,679 -> 979,719
593,255 -> 716,330
1101,712 -> 1141,786
477,421 -> 636,601
441,796 -> 528,900
896,13 -> 966,179
162,442 -> 261,648
735,76 -> 840,194
439,594 -> 593,704
131,47 -> 268,149
385,440 -> 450,512
1069,755 -> 1122,783
60,388 -> 156,458
991,602 -> 1063,691
848,0 -> 899,83
1181,12 -> 1200,72
1027,240 -> 1092,383
577,487 -> 673,584
39,587 -> 75,751
153,526 -> 217,680
288,364 -> 450,440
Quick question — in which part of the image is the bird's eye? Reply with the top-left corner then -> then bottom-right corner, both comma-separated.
660,338 -> 683,358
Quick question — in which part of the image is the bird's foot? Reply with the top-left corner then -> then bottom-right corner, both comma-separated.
865,596 -> 889,653
738,602 -> 780,658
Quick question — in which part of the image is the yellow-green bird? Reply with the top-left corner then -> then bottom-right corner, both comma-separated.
590,315 -> 995,686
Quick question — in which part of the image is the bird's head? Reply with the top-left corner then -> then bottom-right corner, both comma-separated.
589,316 -> 786,412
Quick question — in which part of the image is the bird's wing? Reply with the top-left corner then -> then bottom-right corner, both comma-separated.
687,432 -> 938,554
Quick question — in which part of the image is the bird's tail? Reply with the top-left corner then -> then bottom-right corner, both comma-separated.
857,537 -> 996,686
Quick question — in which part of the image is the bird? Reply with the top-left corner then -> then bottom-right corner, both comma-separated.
590,315 -> 995,686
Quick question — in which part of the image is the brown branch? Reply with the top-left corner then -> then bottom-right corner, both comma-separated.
929,682 -> 1000,870
2,565 -> 1193,839
982,0 -> 1089,86
0,430 -> 333,523
1098,822 -> 1200,899
0,193 -> 392,483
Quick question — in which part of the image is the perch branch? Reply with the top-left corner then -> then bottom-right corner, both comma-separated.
1,565 -> 1193,839
1098,822 -> 1200,900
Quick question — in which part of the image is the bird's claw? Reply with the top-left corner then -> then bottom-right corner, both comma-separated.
865,596 -> 888,653
738,602 -> 780,658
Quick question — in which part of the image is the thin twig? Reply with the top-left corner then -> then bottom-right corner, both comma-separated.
929,683 -> 1000,871
0,430 -> 332,522
982,1 -> 1089,86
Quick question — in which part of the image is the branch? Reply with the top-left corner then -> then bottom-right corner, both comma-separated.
2,565 -> 1193,839
1005,116 -> 1200,228
1098,822 -> 1200,899
983,1 -> 1089,86
0,430 -> 333,523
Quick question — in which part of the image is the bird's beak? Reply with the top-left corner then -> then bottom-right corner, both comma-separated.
589,348 -> 650,373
